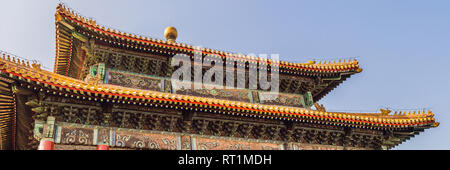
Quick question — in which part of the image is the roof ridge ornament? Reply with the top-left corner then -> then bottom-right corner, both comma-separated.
380,108 -> 391,116
164,26 -> 178,43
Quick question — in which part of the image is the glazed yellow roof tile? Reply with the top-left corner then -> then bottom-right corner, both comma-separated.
55,4 -> 361,74
0,53 -> 437,129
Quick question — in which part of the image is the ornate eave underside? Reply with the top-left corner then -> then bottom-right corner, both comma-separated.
313,74 -> 351,102
0,77 -> 14,150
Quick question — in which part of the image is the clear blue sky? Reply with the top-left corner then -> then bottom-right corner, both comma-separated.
0,0 -> 448,149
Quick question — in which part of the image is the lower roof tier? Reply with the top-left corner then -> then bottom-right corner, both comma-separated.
0,53 -> 439,130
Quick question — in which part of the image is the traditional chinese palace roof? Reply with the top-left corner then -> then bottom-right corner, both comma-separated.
0,55 -> 438,128
53,4 -> 362,102
0,3 -> 439,150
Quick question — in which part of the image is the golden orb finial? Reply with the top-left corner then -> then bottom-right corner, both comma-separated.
164,26 -> 177,43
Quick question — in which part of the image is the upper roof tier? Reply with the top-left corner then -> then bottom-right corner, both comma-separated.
53,3 -> 362,77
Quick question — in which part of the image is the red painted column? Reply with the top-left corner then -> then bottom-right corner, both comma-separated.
38,138 -> 54,150
97,144 -> 109,150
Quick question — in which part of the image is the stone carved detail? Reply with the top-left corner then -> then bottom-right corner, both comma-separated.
93,47 -> 168,77
259,92 -> 304,107
60,128 -> 93,145
180,136 -> 191,150
261,145 -> 279,150
228,143 -> 251,150
114,131 -> 177,150
162,138 -> 177,150
173,81 -> 252,102
107,70 -> 163,91
115,135 -> 131,147
97,128 -> 110,144
195,137 -> 281,150
197,142 -> 219,150
291,143 -> 343,150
